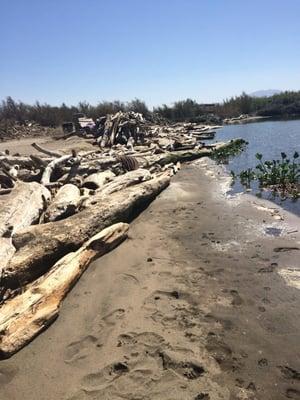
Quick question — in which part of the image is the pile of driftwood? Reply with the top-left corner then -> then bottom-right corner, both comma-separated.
63,110 -> 221,148
0,112 -> 243,358
0,120 -> 59,142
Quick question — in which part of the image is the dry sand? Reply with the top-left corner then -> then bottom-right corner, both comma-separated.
0,157 -> 299,400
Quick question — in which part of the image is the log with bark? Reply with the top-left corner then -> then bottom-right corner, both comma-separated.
43,183 -> 81,222
0,223 -> 129,359
2,173 -> 170,288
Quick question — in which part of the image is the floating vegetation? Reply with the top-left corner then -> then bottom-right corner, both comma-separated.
231,152 -> 300,199
211,138 -> 248,164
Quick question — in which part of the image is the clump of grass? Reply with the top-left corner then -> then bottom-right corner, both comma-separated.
231,152 -> 300,199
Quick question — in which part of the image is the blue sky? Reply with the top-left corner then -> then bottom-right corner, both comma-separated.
1,0 -> 300,107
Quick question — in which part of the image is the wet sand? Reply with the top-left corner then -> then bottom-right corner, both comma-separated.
1,158 -> 300,400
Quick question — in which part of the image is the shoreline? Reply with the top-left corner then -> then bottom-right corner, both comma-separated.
1,158 -> 299,399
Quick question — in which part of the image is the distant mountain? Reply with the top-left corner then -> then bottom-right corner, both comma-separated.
249,89 -> 282,98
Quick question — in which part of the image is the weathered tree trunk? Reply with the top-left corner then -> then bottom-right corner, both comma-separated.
0,223 -> 129,359
3,174 -> 170,288
0,182 -> 50,272
0,182 -> 51,237
82,170 -> 115,190
87,168 -> 152,203
43,184 -> 81,222
31,142 -> 63,157
143,139 -> 244,167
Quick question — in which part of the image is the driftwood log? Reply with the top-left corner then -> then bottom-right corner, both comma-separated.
43,184 -> 81,222
144,140 -> 242,167
31,142 -> 63,158
82,170 -> 115,190
41,154 -> 74,185
0,223 -> 129,358
0,182 -> 50,271
0,182 -> 50,237
84,168 -> 152,207
2,173 -> 170,288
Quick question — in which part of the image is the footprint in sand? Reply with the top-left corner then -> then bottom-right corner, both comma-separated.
117,331 -> 166,351
258,262 -> 278,273
286,388 -> 300,399
194,394 -> 210,400
64,335 -> 100,364
0,365 -> 18,384
279,366 -> 300,381
158,350 -> 205,380
81,361 -> 129,391
101,308 -> 125,327
230,290 -> 243,306
274,247 -> 300,253
205,334 -> 236,371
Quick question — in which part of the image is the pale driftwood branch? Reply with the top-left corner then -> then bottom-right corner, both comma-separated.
0,223 -> 129,359
41,155 -> 73,185
4,174 -> 170,288
31,142 -> 63,158
30,154 -> 52,168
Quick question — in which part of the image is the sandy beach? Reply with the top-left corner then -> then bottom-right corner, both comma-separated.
0,158 -> 299,400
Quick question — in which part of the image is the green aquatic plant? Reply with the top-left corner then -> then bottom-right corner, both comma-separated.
232,152 -> 300,199
211,139 -> 248,164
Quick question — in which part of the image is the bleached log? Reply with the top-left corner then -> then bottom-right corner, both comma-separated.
84,169 -> 152,207
0,182 -> 50,273
82,170 -> 115,190
41,154 -> 74,185
0,223 -> 129,358
31,142 -> 63,158
43,184 -> 81,222
4,174 -> 170,287
0,182 -> 51,238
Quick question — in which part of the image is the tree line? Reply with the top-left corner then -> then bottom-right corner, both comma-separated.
1,91 -> 300,128
0,97 -> 150,128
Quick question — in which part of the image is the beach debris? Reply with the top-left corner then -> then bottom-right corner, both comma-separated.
0,110 -> 245,357
0,223 -> 129,358
42,183 -> 81,222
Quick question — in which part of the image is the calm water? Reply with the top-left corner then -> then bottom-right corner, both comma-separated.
213,119 -> 300,216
